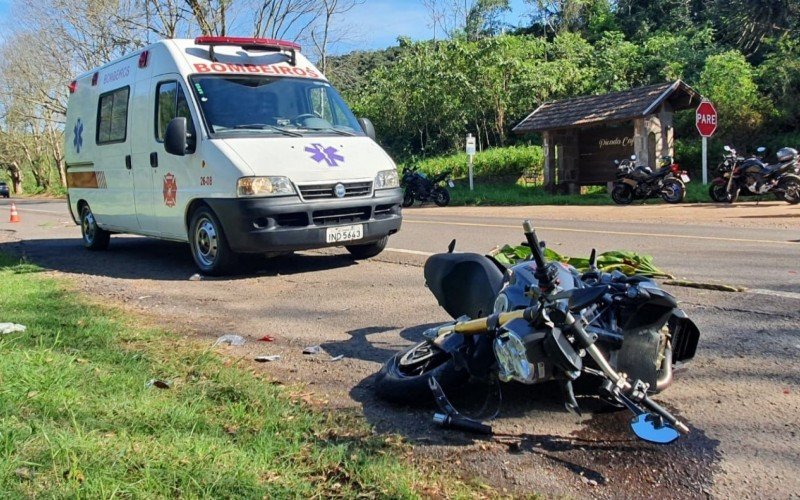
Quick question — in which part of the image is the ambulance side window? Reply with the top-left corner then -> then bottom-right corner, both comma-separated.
155,81 -> 195,146
96,87 -> 130,145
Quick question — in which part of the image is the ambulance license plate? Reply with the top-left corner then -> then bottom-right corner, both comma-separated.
326,224 -> 363,243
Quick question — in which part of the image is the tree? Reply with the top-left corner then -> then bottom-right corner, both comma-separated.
698,51 -> 769,143
307,0 -> 364,75
422,0 -> 510,41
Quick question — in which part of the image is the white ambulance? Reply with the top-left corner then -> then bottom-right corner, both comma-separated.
64,37 -> 402,275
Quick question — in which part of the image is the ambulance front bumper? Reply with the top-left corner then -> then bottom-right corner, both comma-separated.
204,188 -> 403,253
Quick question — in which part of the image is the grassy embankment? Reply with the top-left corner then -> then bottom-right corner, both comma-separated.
408,145 -> 714,206
0,254 -> 485,497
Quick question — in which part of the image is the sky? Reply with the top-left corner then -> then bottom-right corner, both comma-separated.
0,0 -> 531,53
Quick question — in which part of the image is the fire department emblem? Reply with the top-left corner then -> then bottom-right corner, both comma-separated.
163,173 -> 177,207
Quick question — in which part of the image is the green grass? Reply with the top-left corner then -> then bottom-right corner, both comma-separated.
448,180 -> 612,206
0,254 -> 483,498
446,178 -> 714,206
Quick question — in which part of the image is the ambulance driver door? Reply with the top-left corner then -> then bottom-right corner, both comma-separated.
152,76 -> 199,238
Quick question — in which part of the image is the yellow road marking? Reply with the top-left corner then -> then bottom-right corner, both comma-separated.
404,219 -> 799,246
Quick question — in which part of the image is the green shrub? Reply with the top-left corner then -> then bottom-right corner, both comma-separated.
401,145 -> 544,179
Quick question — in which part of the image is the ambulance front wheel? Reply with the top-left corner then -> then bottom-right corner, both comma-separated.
80,204 -> 110,251
189,206 -> 237,276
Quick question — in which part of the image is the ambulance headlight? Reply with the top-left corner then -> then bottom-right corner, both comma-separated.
374,169 -> 399,189
237,176 -> 295,197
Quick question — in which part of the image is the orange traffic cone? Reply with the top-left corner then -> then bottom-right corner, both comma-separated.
9,203 -> 20,223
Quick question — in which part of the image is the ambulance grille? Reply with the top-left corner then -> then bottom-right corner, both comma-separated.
312,207 -> 370,226
299,181 -> 373,200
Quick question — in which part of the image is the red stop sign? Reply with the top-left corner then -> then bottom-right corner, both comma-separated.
696,101 -> 718,137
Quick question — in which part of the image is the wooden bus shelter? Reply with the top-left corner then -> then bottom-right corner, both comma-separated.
513,80 -> 702,193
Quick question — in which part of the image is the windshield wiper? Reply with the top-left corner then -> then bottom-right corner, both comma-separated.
232,124 -> 303,137
302,127 -> 357,136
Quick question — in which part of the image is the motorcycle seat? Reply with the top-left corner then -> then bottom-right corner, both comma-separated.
424,253 -> 505,320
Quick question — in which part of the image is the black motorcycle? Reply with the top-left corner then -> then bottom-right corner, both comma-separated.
401,166 -> 454,207
712,146 -> 800,204
375,221 -> 700,444
611,155 -> 688,204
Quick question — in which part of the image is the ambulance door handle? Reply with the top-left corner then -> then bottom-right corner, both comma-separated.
125,155 -> 132,170
150,152 -> 158,168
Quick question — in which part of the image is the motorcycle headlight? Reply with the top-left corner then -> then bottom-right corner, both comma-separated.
494,329 -> 535,384
237,176 -> 295,197
375,169 -> 399,189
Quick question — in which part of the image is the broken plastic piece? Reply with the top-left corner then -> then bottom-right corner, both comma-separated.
328,354 -> 344,362
255,355 -> 281,363
303,345 -> 322,355
214,334 -> 246,346
257,335 -> 275,342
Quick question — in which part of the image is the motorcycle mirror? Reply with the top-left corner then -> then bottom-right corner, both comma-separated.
757,146 -> 766,154
630,413 -> 680,444
614,160 -> 620,165
630,155 -> 637,160
723,145 -> 731,152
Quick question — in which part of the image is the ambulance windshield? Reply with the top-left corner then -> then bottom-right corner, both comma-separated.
190,76 -> 364,137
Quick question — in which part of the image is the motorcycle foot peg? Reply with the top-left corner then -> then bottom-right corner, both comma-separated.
433,412 -> 493,435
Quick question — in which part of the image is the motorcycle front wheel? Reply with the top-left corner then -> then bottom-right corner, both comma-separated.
611,184 -> 634,205
374,340 -> 468,405
661,179 -> 685,204
433,188 -> 451,207
709,183 -> 731,202
402,190 -> 414,208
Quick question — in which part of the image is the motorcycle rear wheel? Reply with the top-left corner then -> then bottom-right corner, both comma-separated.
778,177 -> 800,204
611,184 -> 633,205
374,340 -> 468,405
661,179 -> 685,204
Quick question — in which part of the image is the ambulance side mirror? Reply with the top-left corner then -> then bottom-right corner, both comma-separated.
358,117 -> 376,141
164,117 -> 188,156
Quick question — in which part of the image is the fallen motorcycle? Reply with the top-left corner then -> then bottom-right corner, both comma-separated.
375,221 -> 700,444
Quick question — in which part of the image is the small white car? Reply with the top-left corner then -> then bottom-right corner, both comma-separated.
64,37 -> 402,274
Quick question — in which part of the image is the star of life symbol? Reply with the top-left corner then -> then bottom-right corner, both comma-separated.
305,143 -> 344,166
73,119 -> 84,153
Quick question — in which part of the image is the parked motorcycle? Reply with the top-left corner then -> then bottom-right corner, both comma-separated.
611,155 -> 688,205
711,145 -> 800,204
401,166 -> 454,207
375,221 -> 700,444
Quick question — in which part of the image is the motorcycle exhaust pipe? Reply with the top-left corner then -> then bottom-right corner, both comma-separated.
655,342 -> 674,393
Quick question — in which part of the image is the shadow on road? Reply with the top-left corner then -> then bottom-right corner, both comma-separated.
0,237 -> 359,281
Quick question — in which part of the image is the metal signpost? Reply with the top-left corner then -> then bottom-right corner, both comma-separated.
695,100 -> 718,184
466,133 -> 476,191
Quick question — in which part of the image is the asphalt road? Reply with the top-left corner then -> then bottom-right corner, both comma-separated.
1,198 -> 798,499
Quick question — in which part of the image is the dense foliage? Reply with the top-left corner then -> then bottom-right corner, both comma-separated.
329,0 -> 800,170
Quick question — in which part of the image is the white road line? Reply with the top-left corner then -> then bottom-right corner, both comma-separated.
404,218 -> 798,246
386,247 -> 434,257
386,247 -> 800,301
15,208 -> 69,216
747,288 -> 800,301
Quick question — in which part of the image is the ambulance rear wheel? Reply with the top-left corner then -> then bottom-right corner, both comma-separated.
80,204 -> 110,251
189,206 -> 236,276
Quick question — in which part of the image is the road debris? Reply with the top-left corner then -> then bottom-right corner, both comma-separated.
255,355 -> 281,363
303,345 -> 322,355
328,354 -> 344,362
189,273 -> 203,281
214,334 -> 246,346
0,323 -> 26,334
257,335 -> 275,342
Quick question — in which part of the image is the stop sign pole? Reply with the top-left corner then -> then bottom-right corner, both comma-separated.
696,100 -> 718,184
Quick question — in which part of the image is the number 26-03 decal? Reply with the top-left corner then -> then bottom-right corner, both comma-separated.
200,176 -> 213,186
